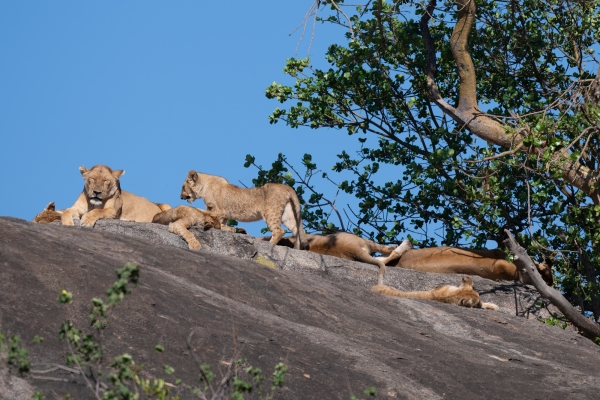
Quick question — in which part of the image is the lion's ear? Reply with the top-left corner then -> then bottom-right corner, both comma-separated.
461,276 -> 474,288
187,170 -> 198,183
79,166 -> 89,176
45,202 -> 55,211
112,169 -> 125,179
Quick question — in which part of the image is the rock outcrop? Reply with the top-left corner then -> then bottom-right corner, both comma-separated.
1,217 -> 599,399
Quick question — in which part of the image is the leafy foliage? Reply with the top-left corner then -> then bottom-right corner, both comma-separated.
0,332 -> 31,375
264,0 -> 600,320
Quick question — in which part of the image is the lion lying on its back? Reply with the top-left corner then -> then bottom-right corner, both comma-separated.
372,276 -> 499,310
262,233 -> 413,284
61,165 -> 171,227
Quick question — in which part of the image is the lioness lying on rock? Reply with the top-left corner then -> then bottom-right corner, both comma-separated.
372,276 -> 499,310
378,246 -> 554,286
260,233 -> 413,285
181,170 -> 307,250
152,206 -> 223,250
32,202 -> 63,223
61,165 -> 171,227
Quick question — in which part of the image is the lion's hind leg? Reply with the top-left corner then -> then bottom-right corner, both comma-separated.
280,200 -> 306,250
378,240 -> 413,266
264,204 -> 288,247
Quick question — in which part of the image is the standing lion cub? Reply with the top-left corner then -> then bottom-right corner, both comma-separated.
61,165 -> 170,227
180,170 -> 307,249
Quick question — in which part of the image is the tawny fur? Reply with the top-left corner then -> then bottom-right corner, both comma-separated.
379,246 -> 553,286
262,233 -> 413,285
181,170 -> 307,250
155,203 -> 173,212
61,165 -> 170,227
152,206 -> 222,250
32,202 -> 63,223
372,276 -> 499,310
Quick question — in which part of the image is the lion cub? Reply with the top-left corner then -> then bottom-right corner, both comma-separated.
181,170 -> 307,249
32,202 -> 64,223
61,165 -> 171,227
372,276 -> 499,310
152,206 -> 222,250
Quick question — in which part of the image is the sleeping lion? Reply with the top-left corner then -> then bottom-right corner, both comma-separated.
372,276 -> 499,310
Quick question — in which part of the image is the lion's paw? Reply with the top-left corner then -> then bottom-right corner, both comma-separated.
189,240 -> 202,250
80,214 -> 97,228
62,218 -> 75,226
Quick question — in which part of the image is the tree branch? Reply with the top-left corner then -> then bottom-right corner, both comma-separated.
419,0 -> 600,204
504,229 -> 600,340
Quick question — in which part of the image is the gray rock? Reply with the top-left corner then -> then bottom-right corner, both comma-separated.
63,219 -> 555,320
2,216 -> 599,399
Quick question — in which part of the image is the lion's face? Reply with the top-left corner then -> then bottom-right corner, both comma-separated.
204,212 -> 222,229
455,277 -> 483,308
80,165 -> 124,206
180,170 -> 200,204
536,261 -> 554,286
457,294 -> 482,308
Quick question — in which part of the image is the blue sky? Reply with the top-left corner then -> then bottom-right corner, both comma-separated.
0,1 -> 363,236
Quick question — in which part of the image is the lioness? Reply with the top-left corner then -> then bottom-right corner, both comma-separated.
181,170 -> 307,250
152,206 -> 222,250
372,276 -> 499,310
32,202 -> 63,223
261,233 -> 413,284
379,246 -> 554,286
61,165 -> 171,227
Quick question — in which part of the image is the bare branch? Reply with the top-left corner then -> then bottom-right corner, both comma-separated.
465,142 -> 524,163
504,229 -> 600,340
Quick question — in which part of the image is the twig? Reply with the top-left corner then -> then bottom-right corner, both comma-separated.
30,363 -> 81,375
329,0 -> 355,39
187,329 -> 215,397
465,142 -> 524,163
30,375 -> 73,382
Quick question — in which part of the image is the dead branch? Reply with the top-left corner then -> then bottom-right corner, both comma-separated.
504,229 -> 600,340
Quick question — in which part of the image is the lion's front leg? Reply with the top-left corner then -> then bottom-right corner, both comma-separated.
61,208 -> 79,226
168,219 -> 201,250
62,194 -> 87,226
80,208 -> 118,227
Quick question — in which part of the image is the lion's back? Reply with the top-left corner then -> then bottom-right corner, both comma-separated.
121,191 -> 162,222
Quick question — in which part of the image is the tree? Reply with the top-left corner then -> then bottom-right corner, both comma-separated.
260,0 -> 600,332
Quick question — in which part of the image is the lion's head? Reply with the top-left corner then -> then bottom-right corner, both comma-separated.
454,277 -> 484,308
180,170 -> 200,204
80,165 -> 124,206
32,202 -> 63,223
535,260 -> 554,286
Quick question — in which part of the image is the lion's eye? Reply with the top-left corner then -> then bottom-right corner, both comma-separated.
104,180 -> 109,184
90,178 -> 95,183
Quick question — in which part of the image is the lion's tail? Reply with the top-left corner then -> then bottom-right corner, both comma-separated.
371,284 -> 432,299
289,190 -> 307,250
155,203 -> 172,212
152,208 -> 176,225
